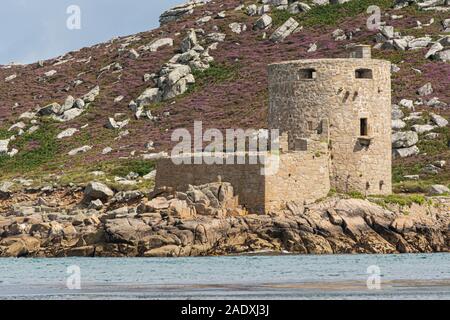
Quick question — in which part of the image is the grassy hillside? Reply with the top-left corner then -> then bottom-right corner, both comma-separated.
0,0 -> 449,193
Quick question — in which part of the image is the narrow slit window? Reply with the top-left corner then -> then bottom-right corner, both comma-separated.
298,68 -> 317,80
355,68 -> 373,79
360,118 -> 368,136
307,121 -> 313,131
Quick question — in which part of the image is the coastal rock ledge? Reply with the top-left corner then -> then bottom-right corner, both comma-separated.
0,182 -> 448,257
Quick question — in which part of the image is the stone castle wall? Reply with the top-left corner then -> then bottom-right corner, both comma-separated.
265,142 -> 330,212
156,156 -> 267,213
156,145 -> 330,214
268,58 -> 392,196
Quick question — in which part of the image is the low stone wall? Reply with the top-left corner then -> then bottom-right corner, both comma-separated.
155,147 -> 331,214
156,156 -> 266,213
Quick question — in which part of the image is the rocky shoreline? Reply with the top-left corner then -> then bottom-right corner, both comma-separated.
0,181 -> 448,257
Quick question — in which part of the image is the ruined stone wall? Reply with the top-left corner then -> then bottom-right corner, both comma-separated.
156,144 -> 331,214
265,142 -> 330,212
155,156 -> 267,213
268,58 -> 392,196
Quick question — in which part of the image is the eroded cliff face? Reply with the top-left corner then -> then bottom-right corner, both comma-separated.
0,183 -> 448,257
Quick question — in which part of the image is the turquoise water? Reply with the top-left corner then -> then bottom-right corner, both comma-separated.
0,253 -> 449,299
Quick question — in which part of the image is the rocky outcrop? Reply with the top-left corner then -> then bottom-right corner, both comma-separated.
159,1 -> 207,25
395,0 -> 450,11
84,182 -> 114,202
429,184 -> 450,195
270,18 -> 300,42
0,183 -> 448,258
141,38 -> 174,52
255,14 -> 273,30
375,21 -> 450,61
132,28 -> 215,116
391,100 -> 449,159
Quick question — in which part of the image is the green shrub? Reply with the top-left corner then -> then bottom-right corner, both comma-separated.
393,180 -> 430,194
92,159 -> 155,177
271,9 -> 295,27
302,0 -> 394,26
373,194 -> 427,207
0,122 -> 59,173
192,62 -> 239,84
269,1 -> 396,30
416,127 -> 450,156
0,128 -> 11,140
347,191 -> 365,199
393,164 -> 422,183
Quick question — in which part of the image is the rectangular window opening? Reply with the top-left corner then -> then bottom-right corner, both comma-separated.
360,118 -> 368,136
355,68 -> 373,79
298,68 -> 317,80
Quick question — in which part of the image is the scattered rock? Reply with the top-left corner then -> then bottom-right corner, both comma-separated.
142,152 -> 168,160
5,74 -> 18,82
82,85 -> 100,103
106,117 -> 130,130
427,97 -> 447,108
197,16 -> 212,24
392,106 -> 404,120
424,132 -> 440,140
19,111 -> 36,120
135,88 -> 160,108
392,119 -> 407,130
229,22 -> 247,34
0,139 -> 10,155
404,175 -> 420,180
307,43 -> 318,52
399,99 -> 414,110
114,96 -> 124,103
422,164 -> 440,175
430,113 -> 448,127
412,124 -> 436,134
246,5 -> 258,16
0,181 -> 14,199
417,82 -> 433,96
102,147 -> 113,155
392,131 -> 419,148
425,42 -> 444,59
181,29 -> 198,53
434,160 -> 446,168
270,18 -> 300,42
8,122 -> 26,132
89,199 -> 104,210
143,170 -> 157,180
429,184 -> 450,195
38,103 -> 61,116
128,49 -> 140,59
53,108 -> 84,122
68,145 -> 92,156
159,1 -> 206,25
393,145 -> 420,158
84,182 -> 114,202
216,11 -> 226,19
44,70 -> 57,78
255,14 -> 273,30
57,128 -> 79,139
146,38 -> 173,52
206,33 -> 226,42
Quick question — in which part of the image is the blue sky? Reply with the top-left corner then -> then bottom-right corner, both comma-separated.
0,0 -> 182,64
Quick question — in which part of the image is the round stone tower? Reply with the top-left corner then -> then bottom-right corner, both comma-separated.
268,46 -> 392,195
